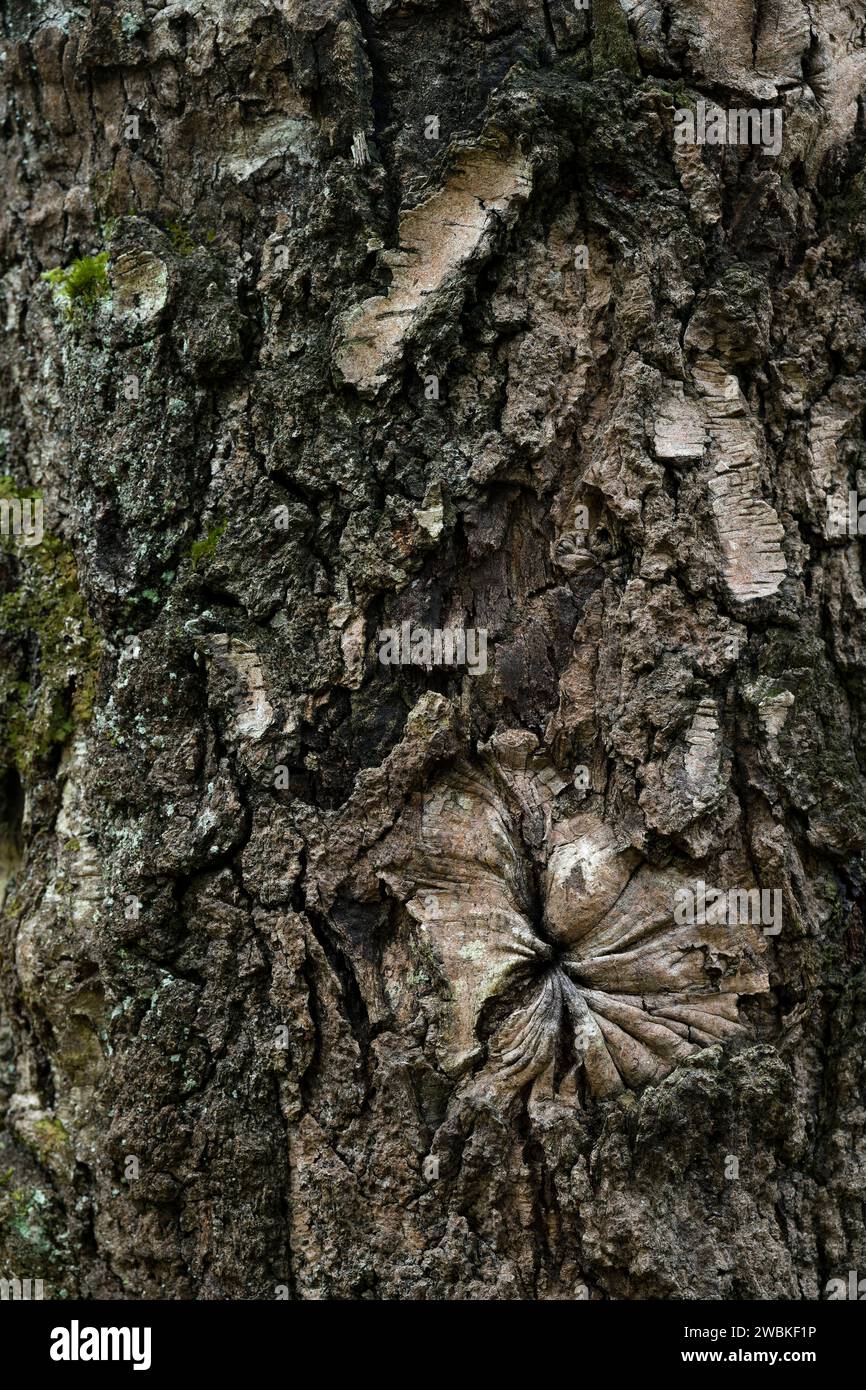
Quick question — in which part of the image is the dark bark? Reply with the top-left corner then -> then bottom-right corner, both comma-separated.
1,0 -> 865,1300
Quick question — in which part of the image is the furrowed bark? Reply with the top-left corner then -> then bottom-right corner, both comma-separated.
1,0 -> 865,1301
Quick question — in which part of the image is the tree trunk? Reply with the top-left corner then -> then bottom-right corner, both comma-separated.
1,0 -> 865,1301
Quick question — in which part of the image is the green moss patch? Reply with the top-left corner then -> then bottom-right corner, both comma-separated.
164,221 -> 197,256
591,0 -> 641,78
41,253 -> 110,320
0,481 -> 101,777
189,517 -> 227,569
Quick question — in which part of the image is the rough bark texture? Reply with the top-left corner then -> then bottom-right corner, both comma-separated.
1,0 -> 865,1301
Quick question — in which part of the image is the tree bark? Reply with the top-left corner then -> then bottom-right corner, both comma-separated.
1,0 -> 865,1301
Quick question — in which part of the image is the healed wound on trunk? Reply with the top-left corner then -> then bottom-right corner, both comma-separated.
378,750 -> 770,1104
